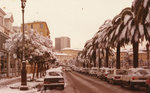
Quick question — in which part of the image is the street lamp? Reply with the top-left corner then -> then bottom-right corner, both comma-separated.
146,43 -> 149,68
20,0 -> 28,90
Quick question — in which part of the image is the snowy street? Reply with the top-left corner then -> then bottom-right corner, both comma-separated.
0,70 -> 147,93
41,71 -> 146,93
0,0 -> 150,93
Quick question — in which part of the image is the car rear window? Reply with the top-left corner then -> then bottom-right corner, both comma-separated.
108,70 -> 114,74
116,70 -> 128,75
49,72 -> 60,76
136,70 -> 149,75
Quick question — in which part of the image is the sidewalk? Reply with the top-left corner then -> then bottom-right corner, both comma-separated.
0,74 -> 33,88
0,76 -> 44,93
0,76 -> 21,88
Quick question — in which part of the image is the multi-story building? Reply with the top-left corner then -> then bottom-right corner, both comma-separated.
112,48 -> 150,68
61,48 -> 81,59
55,38 -> 61,51
55,36 -> 70,51
22,21 -> 50,38
53,48 -> 81,66
0,8 -> 16,78
54,52 -> 71,65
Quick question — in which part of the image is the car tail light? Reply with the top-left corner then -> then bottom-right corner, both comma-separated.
146,80 -> 150,84
44,81 -> 49,84
114,76 -> 120,79
132,77 -> 138,80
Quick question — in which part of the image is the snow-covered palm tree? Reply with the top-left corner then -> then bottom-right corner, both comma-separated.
97,20 -> 113,67
108,7 -> 133,69
123,0 -> 150,68
132,0 -> 150,25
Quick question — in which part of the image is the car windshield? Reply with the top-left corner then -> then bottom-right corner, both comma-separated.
108,70 -> 114,74
49,72 -> 60,76
116,70 -> 128,75
93,69 -> 97,71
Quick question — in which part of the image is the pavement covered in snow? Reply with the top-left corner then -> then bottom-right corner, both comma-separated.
0,67 -> 63,93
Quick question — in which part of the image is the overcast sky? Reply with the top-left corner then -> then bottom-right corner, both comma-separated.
0,0 -> 133,49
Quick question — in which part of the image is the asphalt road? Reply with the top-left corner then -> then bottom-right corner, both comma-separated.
42,71 -> 146,93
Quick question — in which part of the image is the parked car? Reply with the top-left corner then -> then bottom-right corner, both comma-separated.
80,68 -> 89,74
146,77 -> 150,93
96,68 -> 102,78
120,68 -> 150,89
65,67 -> 72,72
43,69 -> 65,90
107,69 -> 128,84
99,67 -> 111,81
89,67 -> 98,76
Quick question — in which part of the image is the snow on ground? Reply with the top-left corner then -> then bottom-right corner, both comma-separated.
0,87 -> 38,93
0,76 -> 21,84
0,78 -> 43,93
0,67 -> 65,93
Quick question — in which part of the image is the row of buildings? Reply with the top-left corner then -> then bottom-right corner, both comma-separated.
0,8 -> 16,78
0,7 -> 52,77
0,7 -> 80,76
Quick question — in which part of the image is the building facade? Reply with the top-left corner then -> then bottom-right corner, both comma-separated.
55,37 -> 70,51
0,8 -> 17,78
61,48 -> 81,60
22,21 -> 50,38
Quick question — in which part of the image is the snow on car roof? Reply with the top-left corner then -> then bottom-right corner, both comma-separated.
44,75 -> 63,79
129,67 -> 144,72
46,67 -> 63,73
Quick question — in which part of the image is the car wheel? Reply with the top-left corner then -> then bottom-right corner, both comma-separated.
110,79 -> 114,84
146,85 -> 150,93
120,81 -> 124,87
44,86 -> 47,90
129,82 -> 134,90
61,85 -> 64,90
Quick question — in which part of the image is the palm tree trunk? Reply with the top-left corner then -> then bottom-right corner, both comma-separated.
98,50 -> 101,68
105,47 -> 109,67
133,41 -> 139,68
116,43 -> 120,69
93,59 -> 96,67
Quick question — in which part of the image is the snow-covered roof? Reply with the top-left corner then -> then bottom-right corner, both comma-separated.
61,48 -> 82,51
54,52 -> 70,56
4,13 -> 14,23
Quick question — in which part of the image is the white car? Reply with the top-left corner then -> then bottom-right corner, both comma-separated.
120,68 -> 150,89
81,68 -> 89,74
65,67 -> 72,72
99,67 -> 112,81
43,69 -> 65,90
89,67 -> 98,76
107,69 -> 128,84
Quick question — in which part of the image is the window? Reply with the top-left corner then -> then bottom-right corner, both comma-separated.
49,72 -> 60,76
2,43 -> 5,49
31,24 -> 33,29
0,16 -> 3,25
40,24 -> 43,28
